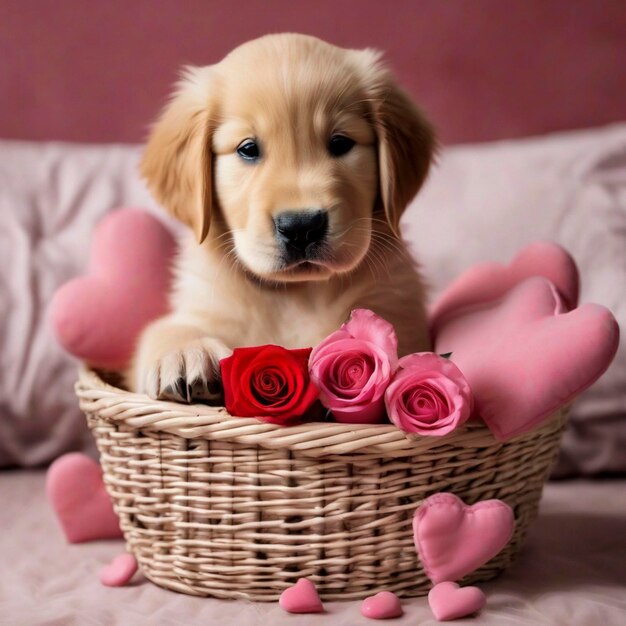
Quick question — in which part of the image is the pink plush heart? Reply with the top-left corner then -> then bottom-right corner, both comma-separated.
279,578 -> 324,614
435,277 -> 619,440
100,553 -> 138,587
46,452 -> 122,543
430,241 -> 579,333
361,591 -> 403,619
413,493 -> 514,583
428,582 -> 486,621
50,208 -> 175,370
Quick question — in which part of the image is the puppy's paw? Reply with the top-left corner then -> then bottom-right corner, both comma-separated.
141,338 -> 232,404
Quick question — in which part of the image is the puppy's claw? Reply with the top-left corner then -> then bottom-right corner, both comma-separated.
141,338 -> 231,404
207,379 -> 222,397
188,376 -> 222,403
160,377 -> 189,403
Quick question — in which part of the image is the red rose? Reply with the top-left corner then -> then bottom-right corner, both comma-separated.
220,345 -> 319,424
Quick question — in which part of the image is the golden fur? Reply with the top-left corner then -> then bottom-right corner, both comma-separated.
130,33 -> 435,401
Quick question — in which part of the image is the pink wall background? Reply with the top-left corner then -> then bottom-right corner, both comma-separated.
1,0 -> 625,145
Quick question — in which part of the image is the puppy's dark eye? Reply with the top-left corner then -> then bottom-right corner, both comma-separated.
237,139 -> 261,161
328,135 -> 356,157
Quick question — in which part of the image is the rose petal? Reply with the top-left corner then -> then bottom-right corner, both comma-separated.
397,352 -> 468,385
221,350 -> 260,416
342,309 -> 398,368
385,353 -> 473,436
334,353 -> 373,389
309,329 -> 352,364
308,311 -> 399,424
330,395 -> 386,424
311,345 -> 390,409
220,345 -> 317,422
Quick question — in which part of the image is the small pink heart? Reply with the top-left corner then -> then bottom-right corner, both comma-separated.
279,578 -> 324,614
100,553 -> 138,587
430,241 -> 580,333
435,277 -> 619,440
428,581 -> 486,621
413,493 -> 514,584
361,591 -> 403,619
50,208 -> 175,370
46,453 -> 122,543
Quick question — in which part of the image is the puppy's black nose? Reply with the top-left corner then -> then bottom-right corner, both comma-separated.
273,210 -> 328,253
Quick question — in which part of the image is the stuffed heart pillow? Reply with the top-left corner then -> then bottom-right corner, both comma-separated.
47,452 -> 122,543
430,241 -> 580,333
50,208 -> 176,370
435,277 -> 619,441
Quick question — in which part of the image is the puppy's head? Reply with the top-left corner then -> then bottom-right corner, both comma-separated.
141,34 -> 434,282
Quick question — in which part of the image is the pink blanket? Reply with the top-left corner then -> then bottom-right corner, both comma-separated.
2,470 -> 625,625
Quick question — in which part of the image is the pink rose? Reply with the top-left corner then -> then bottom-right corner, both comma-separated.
385,353 -> 473,436
309,309 -> 398,423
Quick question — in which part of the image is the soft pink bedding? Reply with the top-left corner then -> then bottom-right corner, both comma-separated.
1,471 -> 624,625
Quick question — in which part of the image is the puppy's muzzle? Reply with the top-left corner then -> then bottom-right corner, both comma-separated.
273,210 -> 328,262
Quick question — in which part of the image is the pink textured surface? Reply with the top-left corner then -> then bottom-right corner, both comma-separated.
7,471 -> 626,625
435,277 -> 620,441
0,0 -> 624,144
50,208 -> 175,370
413,493 -> 515,584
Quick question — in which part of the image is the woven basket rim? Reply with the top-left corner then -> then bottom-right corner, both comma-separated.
76,366 -> 567,458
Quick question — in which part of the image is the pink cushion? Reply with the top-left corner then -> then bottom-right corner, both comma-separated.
46,452 -> 122,543
50,208 -> 175,370
413,493 -> 515,584
435,277 -> 619,441
403,125 -> 626,475
430,241 -> 580,334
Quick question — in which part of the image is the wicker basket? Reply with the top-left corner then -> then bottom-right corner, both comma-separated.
76,367 -> 568,601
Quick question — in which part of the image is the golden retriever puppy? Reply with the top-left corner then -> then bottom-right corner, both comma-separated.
130,33 -> 435,402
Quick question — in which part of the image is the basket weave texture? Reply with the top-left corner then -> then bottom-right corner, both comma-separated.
77,367 -> 567,601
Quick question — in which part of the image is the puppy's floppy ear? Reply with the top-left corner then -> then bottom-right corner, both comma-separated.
140,66 -> 216,243
353,50 -> 436,236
